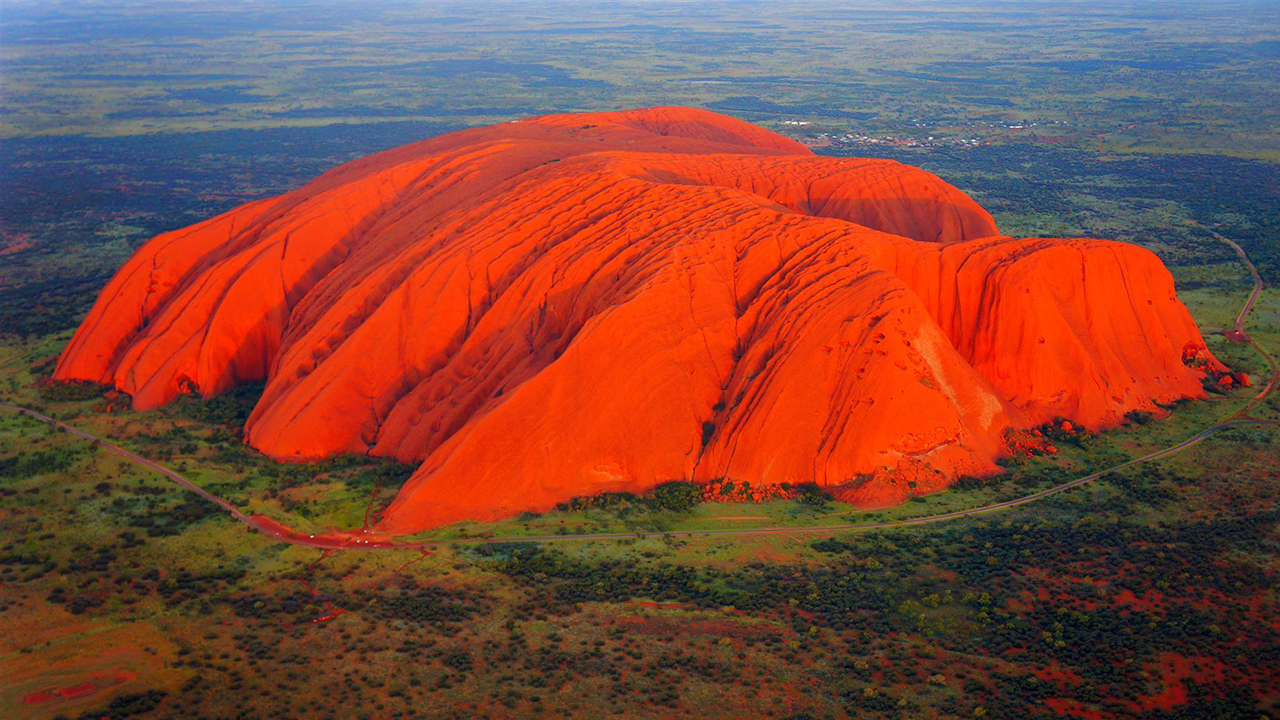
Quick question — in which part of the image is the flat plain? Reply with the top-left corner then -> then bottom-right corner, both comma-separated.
1,2 -> 1277,719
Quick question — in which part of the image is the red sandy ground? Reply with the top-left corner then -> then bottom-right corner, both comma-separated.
22,670 -> 136,706
250,514 -> 397,549
1044,697 -> 1108,720
53,107 -> 1225,532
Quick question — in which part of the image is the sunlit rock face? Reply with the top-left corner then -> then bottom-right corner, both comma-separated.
55,107 -> 1223,531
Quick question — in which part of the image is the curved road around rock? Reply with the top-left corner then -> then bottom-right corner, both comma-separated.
1197,226 -> 1279,416
3,230 -> 1275,551
3,402 -> 1276,551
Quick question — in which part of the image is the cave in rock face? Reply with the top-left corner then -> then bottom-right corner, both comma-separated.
55,107 -> 1224,532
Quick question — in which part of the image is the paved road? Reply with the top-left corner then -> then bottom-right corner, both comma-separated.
4,402 -> 1275,551
1214,233 -> 1263,337
1,403 -> 263,529
4,230 -> 1274,552
1195,223 -> 1278,415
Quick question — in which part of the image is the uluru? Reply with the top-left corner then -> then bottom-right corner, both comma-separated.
53,107 -> 1226,533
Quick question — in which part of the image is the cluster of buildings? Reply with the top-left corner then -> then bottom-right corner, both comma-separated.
779,118 -> 1075,149
798,131 -> 989,149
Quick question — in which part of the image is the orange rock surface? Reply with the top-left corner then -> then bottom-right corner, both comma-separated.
54,107 -> 1225,532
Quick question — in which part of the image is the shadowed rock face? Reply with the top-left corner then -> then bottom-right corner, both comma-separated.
55,107 -> 1224,532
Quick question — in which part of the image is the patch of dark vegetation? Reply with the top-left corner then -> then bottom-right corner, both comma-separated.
793,482 -> 833,508
951,473 -> 1001,491
155,566 -> 249,609
0,447 -> 81,479
465,505 -> 1279,719
649,481 -> 703,513
1039,417 -> 1094,448
36,379 -> 106,401
173,381 -> 264,434
471,540 -> 540,558
552,481 -> 703,518
1125,409 -> 1156,425
336,456 -> 416,494
72,690 -> 169,719
554,491 -> 641,515
354,577 -> 490,633
230,589 -> 325,623
122,496 -> 218,537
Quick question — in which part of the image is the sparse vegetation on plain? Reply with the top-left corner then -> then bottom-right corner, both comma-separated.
2,1 -> 1277,718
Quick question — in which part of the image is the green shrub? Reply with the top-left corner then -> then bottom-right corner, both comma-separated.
793,482 -> 832,508
649,481 -> 702,513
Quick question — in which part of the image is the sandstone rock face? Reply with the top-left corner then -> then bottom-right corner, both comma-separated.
55,107 -> 1224,532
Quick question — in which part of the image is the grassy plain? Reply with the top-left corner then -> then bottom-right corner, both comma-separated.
1,364 -> 1277,719
1,220 -> 1276,718
1,1 -> 1278,719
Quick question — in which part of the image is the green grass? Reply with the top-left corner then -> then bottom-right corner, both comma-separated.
2,6 -> 1278,708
